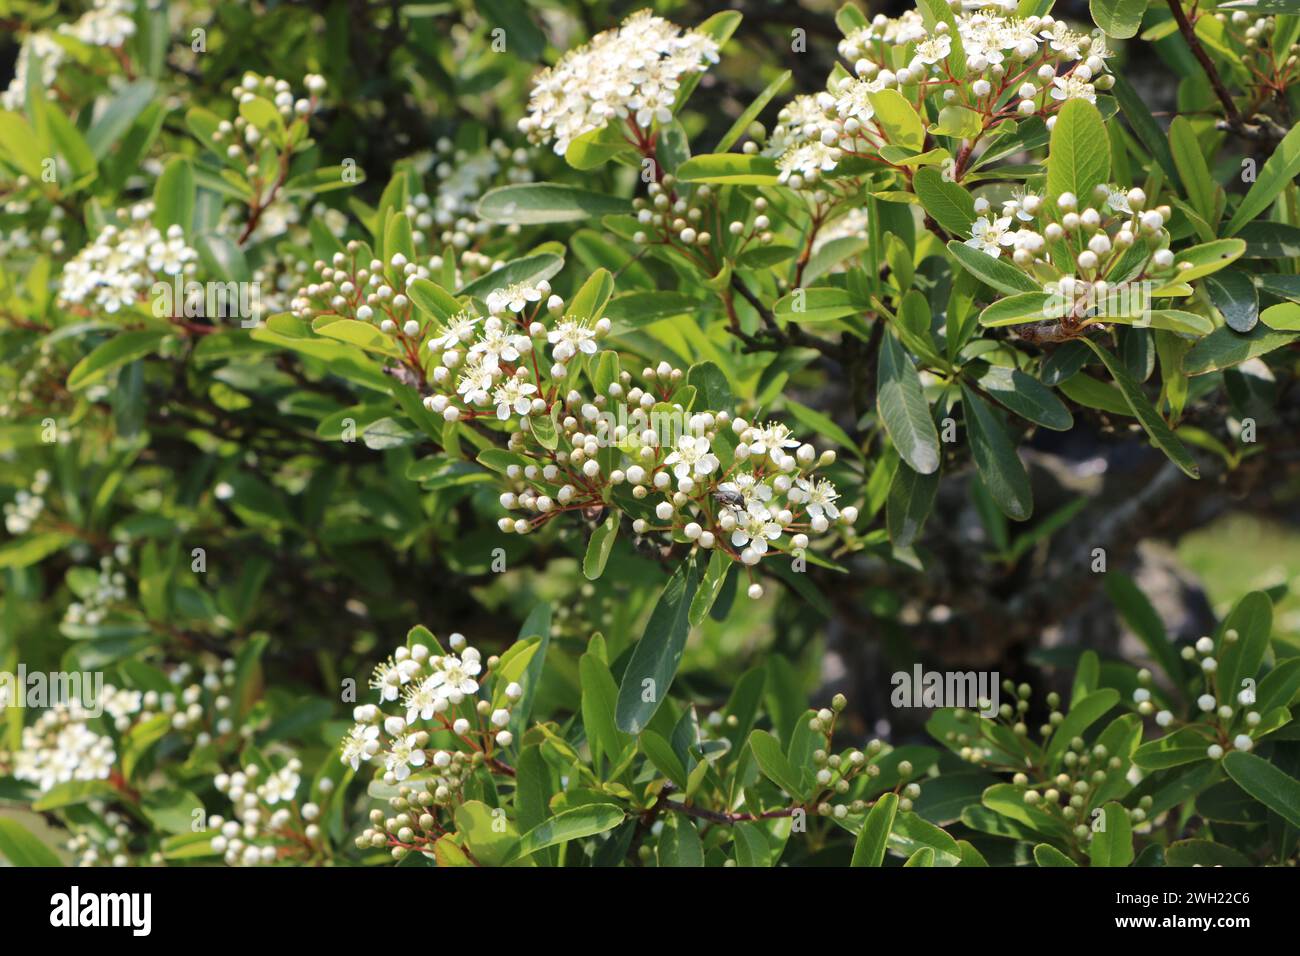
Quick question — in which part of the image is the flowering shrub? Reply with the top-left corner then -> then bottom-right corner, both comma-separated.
1,0 -> 1299,871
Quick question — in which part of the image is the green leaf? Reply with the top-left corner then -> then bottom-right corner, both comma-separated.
877,332 -> 940,475
851,793 -> 899,867
1222,751 -> 1300,827
913,167 -> 975,236
153,156 -> 195,235
1260,302 -> 1300,331
86,80 -> 158,160
583,514 -> 619,580
887,462 -> 939,547
1164,839 -> 1252,867
1046,99 -> 1110,204
68,331 -> 170,391
1224,123 -> 1300,236
1151,238 -> 1245,289
1088,802 -> 1134,867
0,819 -> 61,866
675,153 -> 779,185
580,651 -> 631,771
977,292 -> 1054,327
476,184 -> 632,224
407,278 -> 461,322
689,550 -> 732,627
615,557 -> 702,733
747,729 -> 806,799
961,385 -> 1032,521
566,268 -> 614,322
1185,323 -> 1298,374
1111,73 -> 1180,186
1204,270 -> 1259,333
510,804 -> 624,861
1091,0 -> 1149,38
0,111 -> 45,179
973,364 -> 1073,431
458,252 -> 564,299
0,532 -> 72,569
657,815 -> 705,867
869,89 -> 926,151
1168,116 -> 1216,224
1082,340 -> 1199,478
1034,843 -> 1077,866
946,240 -> 1040,294
641,730 -> 689,789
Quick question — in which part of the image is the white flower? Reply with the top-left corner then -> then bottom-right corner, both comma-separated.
777,142 -> 841,183
486,282 -> 545,315
1041,22 -> 1085,59
796,477 -> 840,519
341,723 -> 380,770
493,378 -> 539,420
730,504 -> 782,555
966,215 -> 1016,258
456,358 -> 497,406
749,421 -> 800,460
1050,73 -> 1096,103
385,734 -> 426,781
370,657 -> 419,702
663,434 -> 719,480
718,472 -> 773,508
547,319 -> 598,362
426,311 -> 480,350
909,35 -> 952,73
470,321 -> 530,369
402,676 -> 443,724
430,654 -> 481,702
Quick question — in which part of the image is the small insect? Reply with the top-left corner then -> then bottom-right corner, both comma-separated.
712,489 -> 746,512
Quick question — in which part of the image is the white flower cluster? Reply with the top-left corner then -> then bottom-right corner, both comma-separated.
345,632 -> 522,860
1,0 -> 137,110
6,659 -> 242,799
495,366 -> 857,596
4,468 -> 50,535
58,202 -> 198,315
211,757 -> 328,866
12,700 -> 117,793
519,9 -> 720,154
773,8 -> 1113,186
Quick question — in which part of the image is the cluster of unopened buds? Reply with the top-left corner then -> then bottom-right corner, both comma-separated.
63,804 -> 140,867
773,8 -> 1113,186
631,179 -> 783,270
62,546 -> 131,629
946,682 -> 1149,842
342,632 -> 521,860
796,696 -> 923,821
4,467 -> 50,534
1132,630 -> 1263,760
967,185 -> 1186,324
211,756 -> 328,866
1212,10 -> 1300,102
